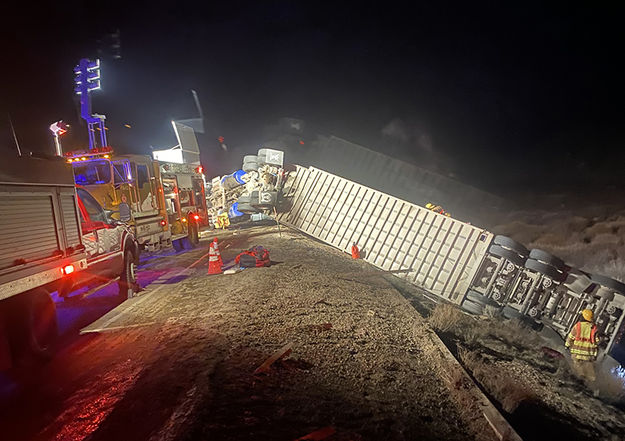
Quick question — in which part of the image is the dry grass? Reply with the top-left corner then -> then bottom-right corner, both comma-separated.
494,213 -> 625,280
427,302 -> 464,332
458,347 -> 536,413
485,318 -> 541,350
462,325 -> 484,347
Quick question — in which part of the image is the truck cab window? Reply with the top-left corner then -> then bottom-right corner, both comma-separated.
179,190 -> 193,208
72,160 -> 112,185
113,160 -> 132,185
77,188 -> 108,224
137,164 -> 149,188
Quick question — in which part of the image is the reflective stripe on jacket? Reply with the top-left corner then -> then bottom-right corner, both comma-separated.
565,321 -> 599,361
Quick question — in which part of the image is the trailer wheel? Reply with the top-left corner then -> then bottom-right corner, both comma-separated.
488,244 -> 527,267
528,249 -> 566,271
118,250 -> 137,300
502,305 -> 523,320
461,299 -> 485,316
493,235 -> 529,256
11,288 -> 58,365
590,274 -> 625,294
466,291 -> 500,308
524,258 -> 565,281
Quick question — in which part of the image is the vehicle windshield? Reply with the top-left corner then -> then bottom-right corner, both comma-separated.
73,160 -> 112,185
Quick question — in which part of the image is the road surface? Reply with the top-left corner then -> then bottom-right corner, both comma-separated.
0,226 -> 494,441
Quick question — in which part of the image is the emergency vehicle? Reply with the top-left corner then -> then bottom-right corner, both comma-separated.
64,147 -> 207,251
0,154 -> 140,369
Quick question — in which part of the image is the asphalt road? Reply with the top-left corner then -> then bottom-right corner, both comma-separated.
0,243 -> 210,441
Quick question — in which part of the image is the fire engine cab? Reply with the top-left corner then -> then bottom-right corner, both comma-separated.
65,147 -> 207,251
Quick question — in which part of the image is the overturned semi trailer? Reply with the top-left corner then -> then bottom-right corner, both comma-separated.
277,165 -> 625,365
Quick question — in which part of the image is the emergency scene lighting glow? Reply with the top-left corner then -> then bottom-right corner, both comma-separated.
3,4 -> 625,441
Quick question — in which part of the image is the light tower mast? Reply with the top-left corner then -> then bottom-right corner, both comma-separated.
73,58 -> 107,149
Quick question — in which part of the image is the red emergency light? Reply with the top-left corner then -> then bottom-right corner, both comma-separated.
196,166 -> 204,174
193,214 -> 200,221
62,264 -> 75,275
160,219 -> 167,226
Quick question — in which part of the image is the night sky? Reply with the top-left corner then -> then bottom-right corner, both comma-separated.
3,2 -> 625,193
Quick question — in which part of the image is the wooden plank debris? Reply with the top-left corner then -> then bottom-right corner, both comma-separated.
253,342 -> 293,375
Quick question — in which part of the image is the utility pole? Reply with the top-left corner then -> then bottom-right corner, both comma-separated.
7,113 -> 21,156
73,58 -> 107,149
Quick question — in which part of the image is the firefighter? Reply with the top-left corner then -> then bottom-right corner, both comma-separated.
425,202 -> 451,217
118,194 -> 131,222
565,309 -> 599,383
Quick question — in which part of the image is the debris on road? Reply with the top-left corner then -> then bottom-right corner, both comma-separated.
541,346 -> 565,359
294,426 -> 336,441
308,323 -> 333,332
253,342 -> 294,375
235,245 -> 271,268
223,267 -> 244,275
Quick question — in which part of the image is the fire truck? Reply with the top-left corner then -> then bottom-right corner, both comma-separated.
65,147 -> 208,251
0,154 -> 140,369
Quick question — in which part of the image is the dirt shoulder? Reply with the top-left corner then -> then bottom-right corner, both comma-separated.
400,288 -> 625,441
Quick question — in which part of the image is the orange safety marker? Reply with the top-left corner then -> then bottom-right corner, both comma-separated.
213,237 -> 223,266
351,243 -> 360,259
207,242 -> 223,275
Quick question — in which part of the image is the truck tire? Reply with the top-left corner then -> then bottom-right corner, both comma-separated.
237,194 -> 252,204
466,291 -> 499,308
118,250 -> 138,300
493,235 -> 529,256
242,162 -> 258,172
488,244 -> 527,267
528,249 -> 566,271
461,299 -> 485,315
237,203 -> 259,214
502,305 -> 523,320
11,288 -> 58,364
243,155 -> 258,164
524,258 -> 565,281
591,274 -> 625,294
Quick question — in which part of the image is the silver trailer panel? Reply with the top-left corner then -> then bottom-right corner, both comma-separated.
279,166 -> 493,304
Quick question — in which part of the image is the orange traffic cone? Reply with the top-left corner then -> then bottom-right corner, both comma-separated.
213,238 -> 223,266
351,243 -> 360,259
207,242 -> 222,275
